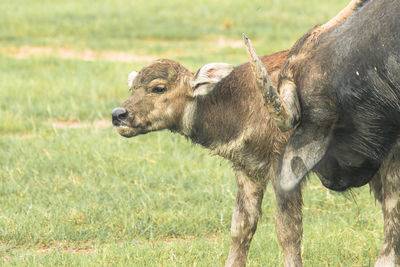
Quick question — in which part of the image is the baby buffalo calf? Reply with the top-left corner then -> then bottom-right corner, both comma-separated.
112,51 -> 305,266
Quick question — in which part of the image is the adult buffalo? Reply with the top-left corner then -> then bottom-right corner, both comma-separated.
245,0 -> 399,265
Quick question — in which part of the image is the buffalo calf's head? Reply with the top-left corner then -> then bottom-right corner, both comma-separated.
112,59 -> 233,138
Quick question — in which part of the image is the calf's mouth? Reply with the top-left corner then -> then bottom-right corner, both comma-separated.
111,107 -> 141,138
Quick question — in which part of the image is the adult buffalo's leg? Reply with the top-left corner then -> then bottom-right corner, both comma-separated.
274,180 -> 303,267
373,141 -> 400,267
225,170 -> 266,267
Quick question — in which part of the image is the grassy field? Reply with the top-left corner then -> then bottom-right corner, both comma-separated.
1,0 -> 383,266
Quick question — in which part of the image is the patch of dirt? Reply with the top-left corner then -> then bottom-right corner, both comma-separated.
1,38 -> 242,62
17,134 -> 34,139
51,120 -> 110,129
0,244 -> 96,261
35,247 -> 96,254
217,37 -> 242,48
0,133 -> 35,139
1,46 -> 157,62
157,234 -> 219,244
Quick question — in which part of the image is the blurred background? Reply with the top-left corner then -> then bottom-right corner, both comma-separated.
0,0 -> 382,265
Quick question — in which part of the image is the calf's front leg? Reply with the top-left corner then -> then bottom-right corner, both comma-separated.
225,170 -> 266,267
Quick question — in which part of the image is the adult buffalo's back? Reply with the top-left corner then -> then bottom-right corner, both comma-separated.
247,0 -> 400,191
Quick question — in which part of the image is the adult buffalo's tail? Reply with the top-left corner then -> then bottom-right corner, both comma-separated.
243,34 -> 300,132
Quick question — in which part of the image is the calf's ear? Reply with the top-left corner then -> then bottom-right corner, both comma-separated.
189,63 -> 234,97
127,71 -> 138,88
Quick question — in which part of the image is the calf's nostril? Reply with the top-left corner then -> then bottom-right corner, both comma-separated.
112,108 -> 128,125
118,111 -> 128,120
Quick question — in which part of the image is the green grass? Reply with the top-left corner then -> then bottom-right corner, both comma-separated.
0,0 -> 384,266
1,128 -> 382,266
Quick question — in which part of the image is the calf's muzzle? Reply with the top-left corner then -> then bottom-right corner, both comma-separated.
112,107 -> 128,126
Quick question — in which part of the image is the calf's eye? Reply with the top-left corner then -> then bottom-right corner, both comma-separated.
152,87 -> 166,94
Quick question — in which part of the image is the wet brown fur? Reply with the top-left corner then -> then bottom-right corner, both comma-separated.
115,51 -> 304,266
